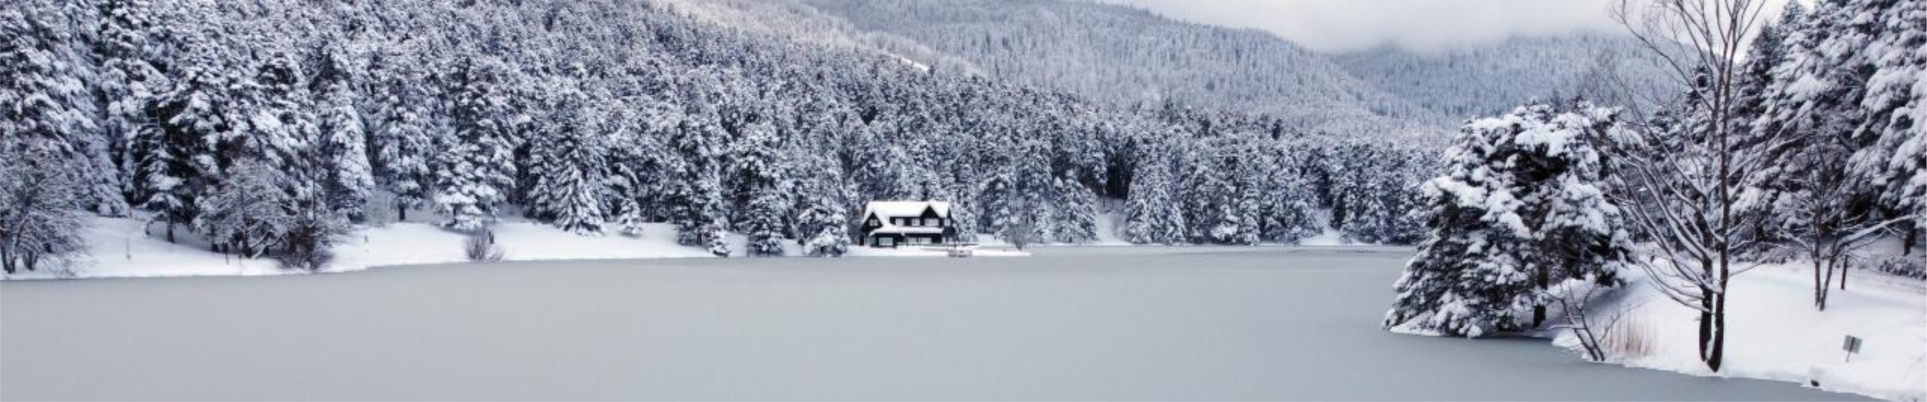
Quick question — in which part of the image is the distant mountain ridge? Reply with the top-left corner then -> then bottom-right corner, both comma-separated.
1334,34 -> 1680,122
795,0 -> 1435,135
671,0 -> 1678,135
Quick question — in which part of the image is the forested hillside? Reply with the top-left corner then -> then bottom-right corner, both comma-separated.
1335,34 -> 1680,120
785,0 -> 1683,134
1,0 -> 1434,272
795,0 -> 1438,135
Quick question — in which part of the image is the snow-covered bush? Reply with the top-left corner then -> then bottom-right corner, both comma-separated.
705,225 -> 731,258
463,229 -> 504,263
276,192 -> 350,271
1385,102 -> 1634,337
1870,256 -> 1926,281
803,228 -> 849,257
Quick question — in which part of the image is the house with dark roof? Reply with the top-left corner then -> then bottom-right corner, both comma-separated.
858,201 -> 956,247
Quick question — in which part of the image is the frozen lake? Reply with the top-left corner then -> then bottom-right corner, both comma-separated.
1,247 -> 1859,400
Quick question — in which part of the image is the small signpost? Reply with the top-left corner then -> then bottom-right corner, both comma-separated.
1843,335 -> 1862,362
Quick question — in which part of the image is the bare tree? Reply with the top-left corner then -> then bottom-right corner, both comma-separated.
0,149 -> 87,274
1777,139 -> 1910,310
1548,279 -> 1636,362
1610,0 -> 1782,372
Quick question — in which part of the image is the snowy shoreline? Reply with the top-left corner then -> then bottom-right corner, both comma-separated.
1,214 -> 1392,281
0,216 -> 1041,281
1550,263 -> 1927,401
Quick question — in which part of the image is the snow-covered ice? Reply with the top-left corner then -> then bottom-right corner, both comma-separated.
1,248 -> 1856,400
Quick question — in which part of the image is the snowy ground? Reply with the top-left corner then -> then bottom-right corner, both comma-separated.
1,248 -> 1855,400
0,216 -> 1035,281
3,210 -> 1389,281
0,217 -> 717,280
1566,261 -> 1927,401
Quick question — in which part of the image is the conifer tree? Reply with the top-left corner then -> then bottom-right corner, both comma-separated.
1386,103 -> 1631,337
433,56 -> 517,231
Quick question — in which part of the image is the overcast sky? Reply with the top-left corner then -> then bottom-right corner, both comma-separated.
1100,0 -> 1797,53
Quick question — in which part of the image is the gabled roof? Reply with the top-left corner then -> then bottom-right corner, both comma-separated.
862,201 -> 951,219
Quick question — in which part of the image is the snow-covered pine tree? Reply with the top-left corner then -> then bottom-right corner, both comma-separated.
1261,142 -> 1320,243
1320,142 -> 1365,241
235,45 -> 314,172
1052,176 -> 1100,243
96,0 -> 170,214
143,1 -> 240,243
0,7 -> 92,170
549,124 -> 610,236
1122,137 -> 1186,244
1223,138 -> 1268,245
18,2 -> 128,219
1179,138 -> 1247,244
1367,148 -> 1432,245
976,162 -> 1020,242
603,97 -> 667,237
704,217 -> 731,257
368,44 -> 441,223
433,55 -> 517,231
524,76 -> 611,235
313,39 -> 373,221
1733,4 -> 1803,253
787,91 -> 856,256
103,0 -> 177,210
737,119 -> 790,256
1385,103 -> 1631,337
667,103 -> 732,248
794,156 -> 852,257
1856,0 -> 1926,232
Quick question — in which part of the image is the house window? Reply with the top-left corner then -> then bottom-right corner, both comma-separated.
922,218 -> 935,226
878,237 -> 895,247
909,237 -> 930,245
867,218 -> 879,226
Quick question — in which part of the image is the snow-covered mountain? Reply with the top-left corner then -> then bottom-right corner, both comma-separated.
1334,34 -> 1681,122
691,0 -> 1678,132
791,0 -> 1437,135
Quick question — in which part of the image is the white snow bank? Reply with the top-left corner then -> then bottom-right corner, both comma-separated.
3,216 -> 1042,281
2,217 -> 716,281
0,216 -> 307,280
845,245 -> 1029,258
1568,262 -> 1926,401
1297,229 -> 1361,246
337,220 -> 714,268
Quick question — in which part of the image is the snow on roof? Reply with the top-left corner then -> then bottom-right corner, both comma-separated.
862,201 -> 952,219
869,226 -> 945,235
